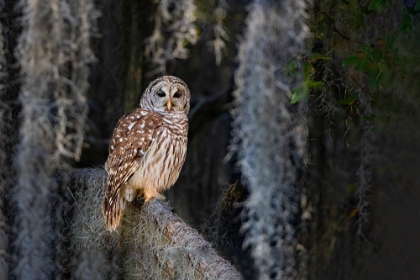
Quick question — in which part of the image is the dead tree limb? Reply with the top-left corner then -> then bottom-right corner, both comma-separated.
62,168 -> 243,280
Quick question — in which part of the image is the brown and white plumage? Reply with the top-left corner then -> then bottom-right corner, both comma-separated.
103,76 -> 190,230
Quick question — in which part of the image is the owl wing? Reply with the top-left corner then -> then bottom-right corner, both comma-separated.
103,109 -> 163,230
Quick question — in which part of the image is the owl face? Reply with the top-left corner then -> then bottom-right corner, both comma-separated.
140,76 -> 190,115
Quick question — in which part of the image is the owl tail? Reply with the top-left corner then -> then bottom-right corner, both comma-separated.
103,197 -> 122,230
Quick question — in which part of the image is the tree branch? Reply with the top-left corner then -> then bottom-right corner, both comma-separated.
63,168 -> 243,279
135,199 -> 243,279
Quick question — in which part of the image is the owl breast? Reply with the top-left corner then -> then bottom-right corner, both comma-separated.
126,115 -> 188,197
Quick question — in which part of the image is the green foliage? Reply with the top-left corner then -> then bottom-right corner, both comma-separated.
309,0 -> 419,131
308,53 -> 331,61
338,92 -> 358,105
289,55 -> 327,104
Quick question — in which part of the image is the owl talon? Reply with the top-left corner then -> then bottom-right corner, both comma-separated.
156,193 -> 167,201
142,192 -> 166,203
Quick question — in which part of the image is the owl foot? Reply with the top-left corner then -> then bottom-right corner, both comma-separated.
142,190 -> 166,203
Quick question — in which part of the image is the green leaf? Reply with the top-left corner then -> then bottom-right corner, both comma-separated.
338,99 -> 355,105
290,93 -> 300,104
291,83 -> 309,104
415,2 -> 420,11
338,92 -> 359,105
342,56 -> 360,66
309,53 -> 331,61
286,59 -> 299,76
307,80 -> 324,89
303,62 -> 314,77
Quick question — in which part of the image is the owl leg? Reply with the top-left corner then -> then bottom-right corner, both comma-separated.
141,188 -> 166,203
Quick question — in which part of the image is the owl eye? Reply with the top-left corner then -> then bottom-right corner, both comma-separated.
156,90 -> 165,97
173,91 -> 182,98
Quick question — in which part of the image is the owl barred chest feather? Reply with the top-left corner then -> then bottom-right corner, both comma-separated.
122,116 -> 188,204
103,76 -> 190,230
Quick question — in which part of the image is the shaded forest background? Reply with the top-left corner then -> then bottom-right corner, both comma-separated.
1,0 -> 420,279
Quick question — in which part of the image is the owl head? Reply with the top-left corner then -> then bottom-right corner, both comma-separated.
139,76 -> 190,115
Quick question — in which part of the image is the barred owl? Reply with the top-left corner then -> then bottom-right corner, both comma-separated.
103,76 -> 190,230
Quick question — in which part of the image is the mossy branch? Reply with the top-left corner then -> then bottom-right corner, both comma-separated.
62,168 -> 242,279
133,199 -> 243,279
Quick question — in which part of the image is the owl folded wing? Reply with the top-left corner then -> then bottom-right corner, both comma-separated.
103,109 -> 163,228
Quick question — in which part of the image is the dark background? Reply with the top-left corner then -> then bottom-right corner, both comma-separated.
1,0 -> 420,279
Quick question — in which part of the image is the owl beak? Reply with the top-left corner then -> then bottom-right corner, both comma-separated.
167,100 -> 172,111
